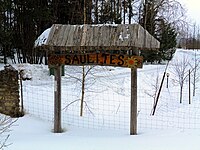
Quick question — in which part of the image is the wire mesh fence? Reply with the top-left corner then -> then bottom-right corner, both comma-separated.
138,89 -> 200,130
21,65 -> 200,132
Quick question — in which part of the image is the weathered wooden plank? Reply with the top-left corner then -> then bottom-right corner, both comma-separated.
56,25 -> 67,46
46,24 -> 57,45
144,30 -> 149,48
48,52 -> 143,68
133,25 -> 139,48
151,36 -> 156,49
53,24 -> 64,46
121,25 -> 130,46
115,25 -> 123,46
60,25 -> 71,46
81,25 -> 87,46
147,30 -> 152,48
92,26 -> 99,47
125,25 -> 130,46
72,25 -> 82,46
153,36 -> 160,49
109,26 -> 117,46
128,24 -> 136,47
87,26 -> 93,46
117,25 -> 123,46
48,24 -> 62,45
144,27 -> 149,48
107,25 -> 113,46
101,26 -> 107,46
65,25 -> 75,46
83,26 -> 89,46
137,25 -> 145,48
102,26 -> 110,46
42,24 -> 160,50
86,25 -> 92,46
97,26 -> 104,46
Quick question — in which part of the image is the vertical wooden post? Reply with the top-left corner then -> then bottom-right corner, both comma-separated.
19,71 -> 24,115
54,65 -> 62,133
130,68 -> 137,135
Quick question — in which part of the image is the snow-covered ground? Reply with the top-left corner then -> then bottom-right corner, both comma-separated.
7,115 -> 200,150
1,49 -> 200,150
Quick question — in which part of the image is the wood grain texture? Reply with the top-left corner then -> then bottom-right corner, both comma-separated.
41,24 -> 160,51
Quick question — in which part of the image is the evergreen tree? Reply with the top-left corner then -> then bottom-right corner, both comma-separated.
139,0 -> 158,63
0,0 -> 180,64
139,0 -> 178,63
158,21 -> 177,62
99,1 -> 113,24
13,0 -> 52,63
0,0 -> 14,63
98,0 -> 122,24
139,0 -> 157,36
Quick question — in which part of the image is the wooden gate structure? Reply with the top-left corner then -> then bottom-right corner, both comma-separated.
36,24 -> 160,135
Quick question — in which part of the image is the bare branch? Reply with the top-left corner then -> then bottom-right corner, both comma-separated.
0,115 -> 16,150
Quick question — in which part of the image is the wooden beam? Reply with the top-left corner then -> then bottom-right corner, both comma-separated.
54,65 -> 62,133
130,68 -> 137,135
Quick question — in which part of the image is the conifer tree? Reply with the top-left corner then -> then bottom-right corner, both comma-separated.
158,21 -> 177,62
139,0 -> 179,63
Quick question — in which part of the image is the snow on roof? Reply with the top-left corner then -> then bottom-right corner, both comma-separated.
34,27 -> 51,47
34,24 -> 160,51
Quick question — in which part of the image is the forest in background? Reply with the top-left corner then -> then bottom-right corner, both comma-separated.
0,0 -> 193,64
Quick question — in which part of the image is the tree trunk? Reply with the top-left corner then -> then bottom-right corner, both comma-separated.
95,0 -> 98,23
123,0 -> 126,24
128,0 -> 132,24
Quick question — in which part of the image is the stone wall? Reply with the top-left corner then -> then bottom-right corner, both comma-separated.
0,65 -> 21,117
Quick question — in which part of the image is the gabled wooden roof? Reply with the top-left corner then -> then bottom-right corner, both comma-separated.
38,24 -> 160,51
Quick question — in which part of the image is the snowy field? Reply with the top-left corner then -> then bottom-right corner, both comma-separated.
1,49 -> 200,150
7,115 -> 200,150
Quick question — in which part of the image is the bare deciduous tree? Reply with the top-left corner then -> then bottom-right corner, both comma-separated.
138,0 -> 187,36
0,115 -> 16,150
189,51 -> 200,96
63,66 -> 96,116
190,24 -> 200,96
144,70 -> 160,115
63,66 -> 125,116
170,55 -> 191,103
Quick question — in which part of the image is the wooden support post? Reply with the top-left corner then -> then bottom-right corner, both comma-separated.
19,71 -> 24,115
130,68 -> 137,135
54,65 -> 62,133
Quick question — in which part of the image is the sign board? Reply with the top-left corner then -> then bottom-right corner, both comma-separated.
48,52 -> 143,68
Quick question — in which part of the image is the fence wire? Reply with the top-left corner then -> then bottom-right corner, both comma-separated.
21,65 -> 200,132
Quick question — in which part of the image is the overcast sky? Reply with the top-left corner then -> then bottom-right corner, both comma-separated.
180,0 -> 200,25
